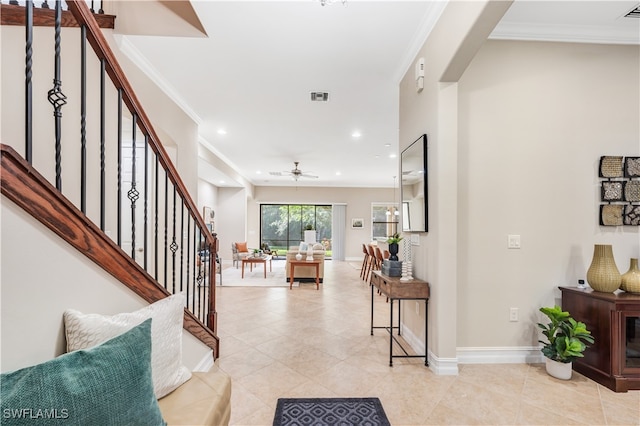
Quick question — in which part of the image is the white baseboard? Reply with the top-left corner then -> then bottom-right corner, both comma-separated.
400,323 -> 543,374
399,323 -> 459,375
193,351 -> 214,372
457,346 -> 544,364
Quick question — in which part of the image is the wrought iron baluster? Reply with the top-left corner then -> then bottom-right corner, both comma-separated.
154,156 -> 159,280
206,241 -> 212,324
164,173 -> 169,288
41,1 -> 49,9
98,0 -> 104,14
79,24 -> 86,213
144,135 -> 149,271
192,226 -> 199,314
100,58 -> 106,230
196,229 -> 203,317
202,240 -> 209,322
185,214 -> 191,300
25,0 -> 33,164
89,1 -> 94,13
48,0 -> 67,191
128,114 -> 139,259
180,203 -> 184,292
170,186 -> 178,294
116,89 -> 122,246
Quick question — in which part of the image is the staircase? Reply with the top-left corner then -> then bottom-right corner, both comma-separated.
0,0 -> 219,359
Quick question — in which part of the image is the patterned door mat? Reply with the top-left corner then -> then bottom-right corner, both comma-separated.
273,397 -> 390,426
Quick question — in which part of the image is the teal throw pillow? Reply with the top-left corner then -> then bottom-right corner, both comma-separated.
1,319 -> 166,426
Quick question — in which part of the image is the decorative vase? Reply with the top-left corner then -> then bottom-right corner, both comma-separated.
545,358 -> 572,380
388,243 -> 399,261
586,244 -> 621,293
306,245 -> 314,261
295,253 -> 302,261
621,258 -> 640,293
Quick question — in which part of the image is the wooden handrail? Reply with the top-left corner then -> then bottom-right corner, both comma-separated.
65,1 -> 209,243
0,144 -> 220,354
0,3 -> 115,28
1,0 -> 219,358
65,0 -> 218,333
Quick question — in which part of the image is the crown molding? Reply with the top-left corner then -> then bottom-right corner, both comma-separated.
490,22 -> 640,45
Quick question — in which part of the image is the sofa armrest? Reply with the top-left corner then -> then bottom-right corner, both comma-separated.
158,367 -> 231,426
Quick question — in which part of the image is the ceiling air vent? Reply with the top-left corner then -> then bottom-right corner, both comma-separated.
624,4 -> 640,17
310,92 -> 329,102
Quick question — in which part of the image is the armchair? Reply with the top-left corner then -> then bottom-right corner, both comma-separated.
232,242 -> 250,268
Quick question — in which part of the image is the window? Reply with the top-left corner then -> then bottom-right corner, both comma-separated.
260,204 -> 332,257
371,203 -> 399,240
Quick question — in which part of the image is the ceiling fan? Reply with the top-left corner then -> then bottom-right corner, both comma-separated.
269,162 -> 318,181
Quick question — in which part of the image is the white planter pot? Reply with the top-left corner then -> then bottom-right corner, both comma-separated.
545,358 -> 572,380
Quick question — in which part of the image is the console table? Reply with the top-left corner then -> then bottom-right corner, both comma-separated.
559,286 -> 640,392
370,271 -> 429,366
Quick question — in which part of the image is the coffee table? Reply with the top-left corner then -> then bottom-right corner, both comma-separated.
289,259 -> 321,290
241,255 -> 272,278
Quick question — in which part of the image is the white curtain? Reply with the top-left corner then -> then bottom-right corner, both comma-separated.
332,204 -> 346,260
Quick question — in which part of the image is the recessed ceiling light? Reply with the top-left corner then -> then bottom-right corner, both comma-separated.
219,180 -> 226,184
336,171 -> 342,176
389,153 -> 397,159
256,170 -> 262,174
384,143 -> 391,147
352,131 -> 361,138
217,129 -> 227,135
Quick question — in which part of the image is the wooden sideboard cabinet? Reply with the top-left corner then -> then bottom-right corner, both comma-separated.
559,286 -> 640,392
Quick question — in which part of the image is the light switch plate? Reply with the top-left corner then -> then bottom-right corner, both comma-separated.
508,234 -> 521,249
411,234 -> 420,246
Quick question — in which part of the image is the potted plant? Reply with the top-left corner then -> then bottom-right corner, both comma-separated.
386,233 -> 403,261
537,305 -> 594,380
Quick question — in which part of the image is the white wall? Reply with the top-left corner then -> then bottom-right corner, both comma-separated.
0,197 -> 211,373
216,187 -> 249,261
398,0 -> 640,372
398,0 -> 511,373
457,40 -> 640,349
198,178 -> 218,226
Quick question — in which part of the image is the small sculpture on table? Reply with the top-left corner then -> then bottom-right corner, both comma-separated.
400,238 -> 413,281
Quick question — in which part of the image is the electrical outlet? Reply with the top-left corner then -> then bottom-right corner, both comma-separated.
509,307 -> 518,322
415,301 -> 420,315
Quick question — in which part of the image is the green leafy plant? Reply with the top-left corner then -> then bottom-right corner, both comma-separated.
386,233 -> 403,244
304,224 -> 314,230
537,306 -> 594,363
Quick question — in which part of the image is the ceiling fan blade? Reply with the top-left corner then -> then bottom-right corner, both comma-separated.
300,173 -> 318,178
269,171 -> 284,176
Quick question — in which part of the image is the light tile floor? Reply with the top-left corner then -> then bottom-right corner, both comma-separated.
215,260 -> 640,425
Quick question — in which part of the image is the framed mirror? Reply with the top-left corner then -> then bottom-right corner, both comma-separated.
401,134 -> 427,232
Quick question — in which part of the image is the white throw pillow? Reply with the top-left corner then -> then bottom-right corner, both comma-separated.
64,293 -> 191,399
